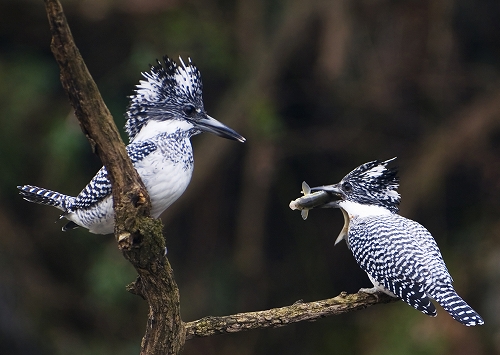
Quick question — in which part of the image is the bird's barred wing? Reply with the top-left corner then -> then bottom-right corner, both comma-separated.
69,141 -> 158,211
348,216 -> 444,315
402,217 -> 453,282
69,167 -> 112,211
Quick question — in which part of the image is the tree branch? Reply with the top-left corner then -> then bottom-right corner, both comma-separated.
43,1 -> 185,354
43,0 -> 150,234
185,291 -> 398,339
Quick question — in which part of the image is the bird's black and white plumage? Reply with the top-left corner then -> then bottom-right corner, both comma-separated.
18,56 -> 245,234
289,158 -> 484,326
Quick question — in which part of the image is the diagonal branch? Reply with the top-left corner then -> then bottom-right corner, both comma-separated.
185,291 -> 398,339
43,0 -> 150,234
43,1 -> 184,354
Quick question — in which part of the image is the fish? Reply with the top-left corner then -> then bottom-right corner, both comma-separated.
289,181 -> 331,220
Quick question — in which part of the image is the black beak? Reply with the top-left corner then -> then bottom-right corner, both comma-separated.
194,115 -> 246,143
310,183 -> 343,196
306,183 -> 344,209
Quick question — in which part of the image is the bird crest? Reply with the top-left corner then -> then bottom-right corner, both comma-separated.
341,158 -> 400,213
125,56 -> 204,141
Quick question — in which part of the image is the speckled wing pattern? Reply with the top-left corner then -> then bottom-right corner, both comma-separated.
348,214 -> 483,325
68,140 -> 158,211
349,214 -> 440,315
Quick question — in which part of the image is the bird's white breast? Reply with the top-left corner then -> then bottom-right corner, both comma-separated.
66,132 -> 194,234
134,140 -> 194,218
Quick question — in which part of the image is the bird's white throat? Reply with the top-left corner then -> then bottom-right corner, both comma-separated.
338,200 -> 392,218
132,119 -> 194,142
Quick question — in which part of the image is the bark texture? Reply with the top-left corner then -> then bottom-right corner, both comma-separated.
185,291 -> 397,339
44,1 -> 185,354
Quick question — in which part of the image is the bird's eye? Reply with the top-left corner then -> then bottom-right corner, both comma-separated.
183,105 -> 196,116
342,181 -> 353,192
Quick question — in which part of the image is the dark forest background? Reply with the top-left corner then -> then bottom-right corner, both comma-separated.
1,0 -> 500,354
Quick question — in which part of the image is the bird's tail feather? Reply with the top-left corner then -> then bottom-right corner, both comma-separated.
434,287 -> 484,326
17,185 -> 73,212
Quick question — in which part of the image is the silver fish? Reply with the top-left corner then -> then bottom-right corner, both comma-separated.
289,181 -> 331,220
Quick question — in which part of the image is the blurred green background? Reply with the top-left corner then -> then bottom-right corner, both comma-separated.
1,0 -> 499,354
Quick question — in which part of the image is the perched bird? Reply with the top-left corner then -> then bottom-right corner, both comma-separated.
289,158 -> 484,326
18,56 -> 245,234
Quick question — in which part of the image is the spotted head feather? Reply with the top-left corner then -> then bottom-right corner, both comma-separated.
125,55 -> 204,141
338,158 -> 400,213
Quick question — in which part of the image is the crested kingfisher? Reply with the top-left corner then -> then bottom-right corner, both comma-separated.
290,158 -> 483,326
18,56 -> 245,234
